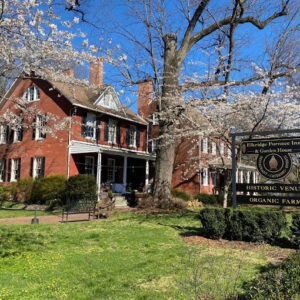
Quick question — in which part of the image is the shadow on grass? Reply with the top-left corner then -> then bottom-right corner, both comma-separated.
0,228 -> 45,258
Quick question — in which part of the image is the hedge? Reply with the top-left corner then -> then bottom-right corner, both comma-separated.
171,188 -> 190,201
194,193 -> 219,205
199,208 -> 286,243
290,213 -> 300,249
199,208 -> 229,239
31,175 -> 67,207
243,252 -> 300,299
66,174 -> 98,203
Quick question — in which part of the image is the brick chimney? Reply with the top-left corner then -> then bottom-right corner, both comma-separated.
63,68 -> 74,77
137,78 -> 155,118
90,60 -> 103,86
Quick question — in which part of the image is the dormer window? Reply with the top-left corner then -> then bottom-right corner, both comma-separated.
24,86 -> 40,102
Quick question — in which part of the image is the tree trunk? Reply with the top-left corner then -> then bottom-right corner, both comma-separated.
223,175 -> 231,208
153,33 -> 180,205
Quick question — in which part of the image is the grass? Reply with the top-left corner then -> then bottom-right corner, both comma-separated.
0,201 -> 24,209
0,211 -> 294,299
0,209 -> 59,219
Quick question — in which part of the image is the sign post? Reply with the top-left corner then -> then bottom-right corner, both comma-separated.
229,128 -> 300,208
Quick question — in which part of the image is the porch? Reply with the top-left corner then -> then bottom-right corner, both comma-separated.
68,140 -> 155,196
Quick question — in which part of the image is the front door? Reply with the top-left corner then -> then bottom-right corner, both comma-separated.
85,156 -> 95,176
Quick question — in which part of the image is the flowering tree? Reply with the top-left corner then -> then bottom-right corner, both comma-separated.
70,0 -> 299,205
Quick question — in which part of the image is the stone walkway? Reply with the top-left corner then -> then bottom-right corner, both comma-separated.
0,213 -> 93,225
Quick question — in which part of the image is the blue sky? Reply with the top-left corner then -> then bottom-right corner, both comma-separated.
52,0 -> 298,112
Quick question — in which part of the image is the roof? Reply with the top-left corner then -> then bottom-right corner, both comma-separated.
208,157 -> 256,170
49,80 -> 147,125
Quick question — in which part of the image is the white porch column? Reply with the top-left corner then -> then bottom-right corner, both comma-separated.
96,151 -> 102,199
145,159 -> 149,191
123,156 -> 127,192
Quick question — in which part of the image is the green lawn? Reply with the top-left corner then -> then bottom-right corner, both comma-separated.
0,211 -> 292,299
0,209 -> 59,219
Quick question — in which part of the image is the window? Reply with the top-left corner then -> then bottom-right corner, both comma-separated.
24,86 -> 40,102
227,146 -> 232,158
108,119 -> 117,143
150,113 -> 158,125
0,125 -> 8,144
85,113 -> 96,139
85,156 -> 95,176
0,159 -> 6,182
107,158 -> 115,183
33,115 -> 47,140
220,143 -> 224,156
202,138 -> 208,153
211,172 -> 216,186
201,168 -> 208,186
148,139 -> 157,153
31,157 -> 45,178
211,141 -> 216,155
129,125 -> 136,147
13,121 -> 23,143
11,158 -> 21,182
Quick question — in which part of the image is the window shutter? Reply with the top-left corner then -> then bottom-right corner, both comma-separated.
148,141 -> 152,153
116,122 -> 120,144
32,117 -> 36,140
9,128 -> 14,143
96,117 -> 101,140
41,114 -> 47,139
30,157 -> 34,177
7,159 -> 11,182
2,159 -> 6,182
16,158 -> 21,180
104,119 -> 109,141
5,125 -> 9,143
126,125 -> 130,145
19,124 -> 23,141
136,128 -> 140,148
41,157 -> 45,177
81,113 -> 87,137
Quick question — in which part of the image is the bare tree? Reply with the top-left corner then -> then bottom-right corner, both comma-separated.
66,0 -> 299,204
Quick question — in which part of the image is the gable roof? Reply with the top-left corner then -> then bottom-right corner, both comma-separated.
49,80 -> 147,125
1,74 -> 147,125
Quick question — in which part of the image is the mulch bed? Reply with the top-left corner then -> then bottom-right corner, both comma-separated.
182,235 -> 295,263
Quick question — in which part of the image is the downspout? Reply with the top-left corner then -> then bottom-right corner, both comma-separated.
67,107 -> 77,178
198,136 -> 202,194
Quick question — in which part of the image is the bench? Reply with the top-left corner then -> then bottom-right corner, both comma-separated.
61,195 -> 97,223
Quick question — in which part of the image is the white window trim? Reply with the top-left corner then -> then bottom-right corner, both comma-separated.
24,86 -> 40,102
220,143 -> 225,156
13,127 -> 22,143
202,138 -> 208,153
85,113 -> 96,140
0,125 -> 7,144
11,158 -> 20,182
129,125 -> 137,147
211,141 -> 216,155
35,115 -> 46,141
33,157 -> 43,178
108,119 -> 117,144
202,167 -> 208,186
150,113 -> 158,125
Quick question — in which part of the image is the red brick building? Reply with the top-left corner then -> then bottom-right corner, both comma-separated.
138,79 -> 258,196
0,63 -> 155,195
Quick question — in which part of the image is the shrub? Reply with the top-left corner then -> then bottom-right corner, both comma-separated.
290,213 -> 300,249
194,193 -> 219,205
10,178 -> 34,203
243,252 -> 300,299
171,188 -> 190,201
199,208 -> 287,243
0,186 -> 11,204
226,210 -> 286,243
66,174 -> 98,206
199,208 -> 229,239
31,175 -> 67,207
